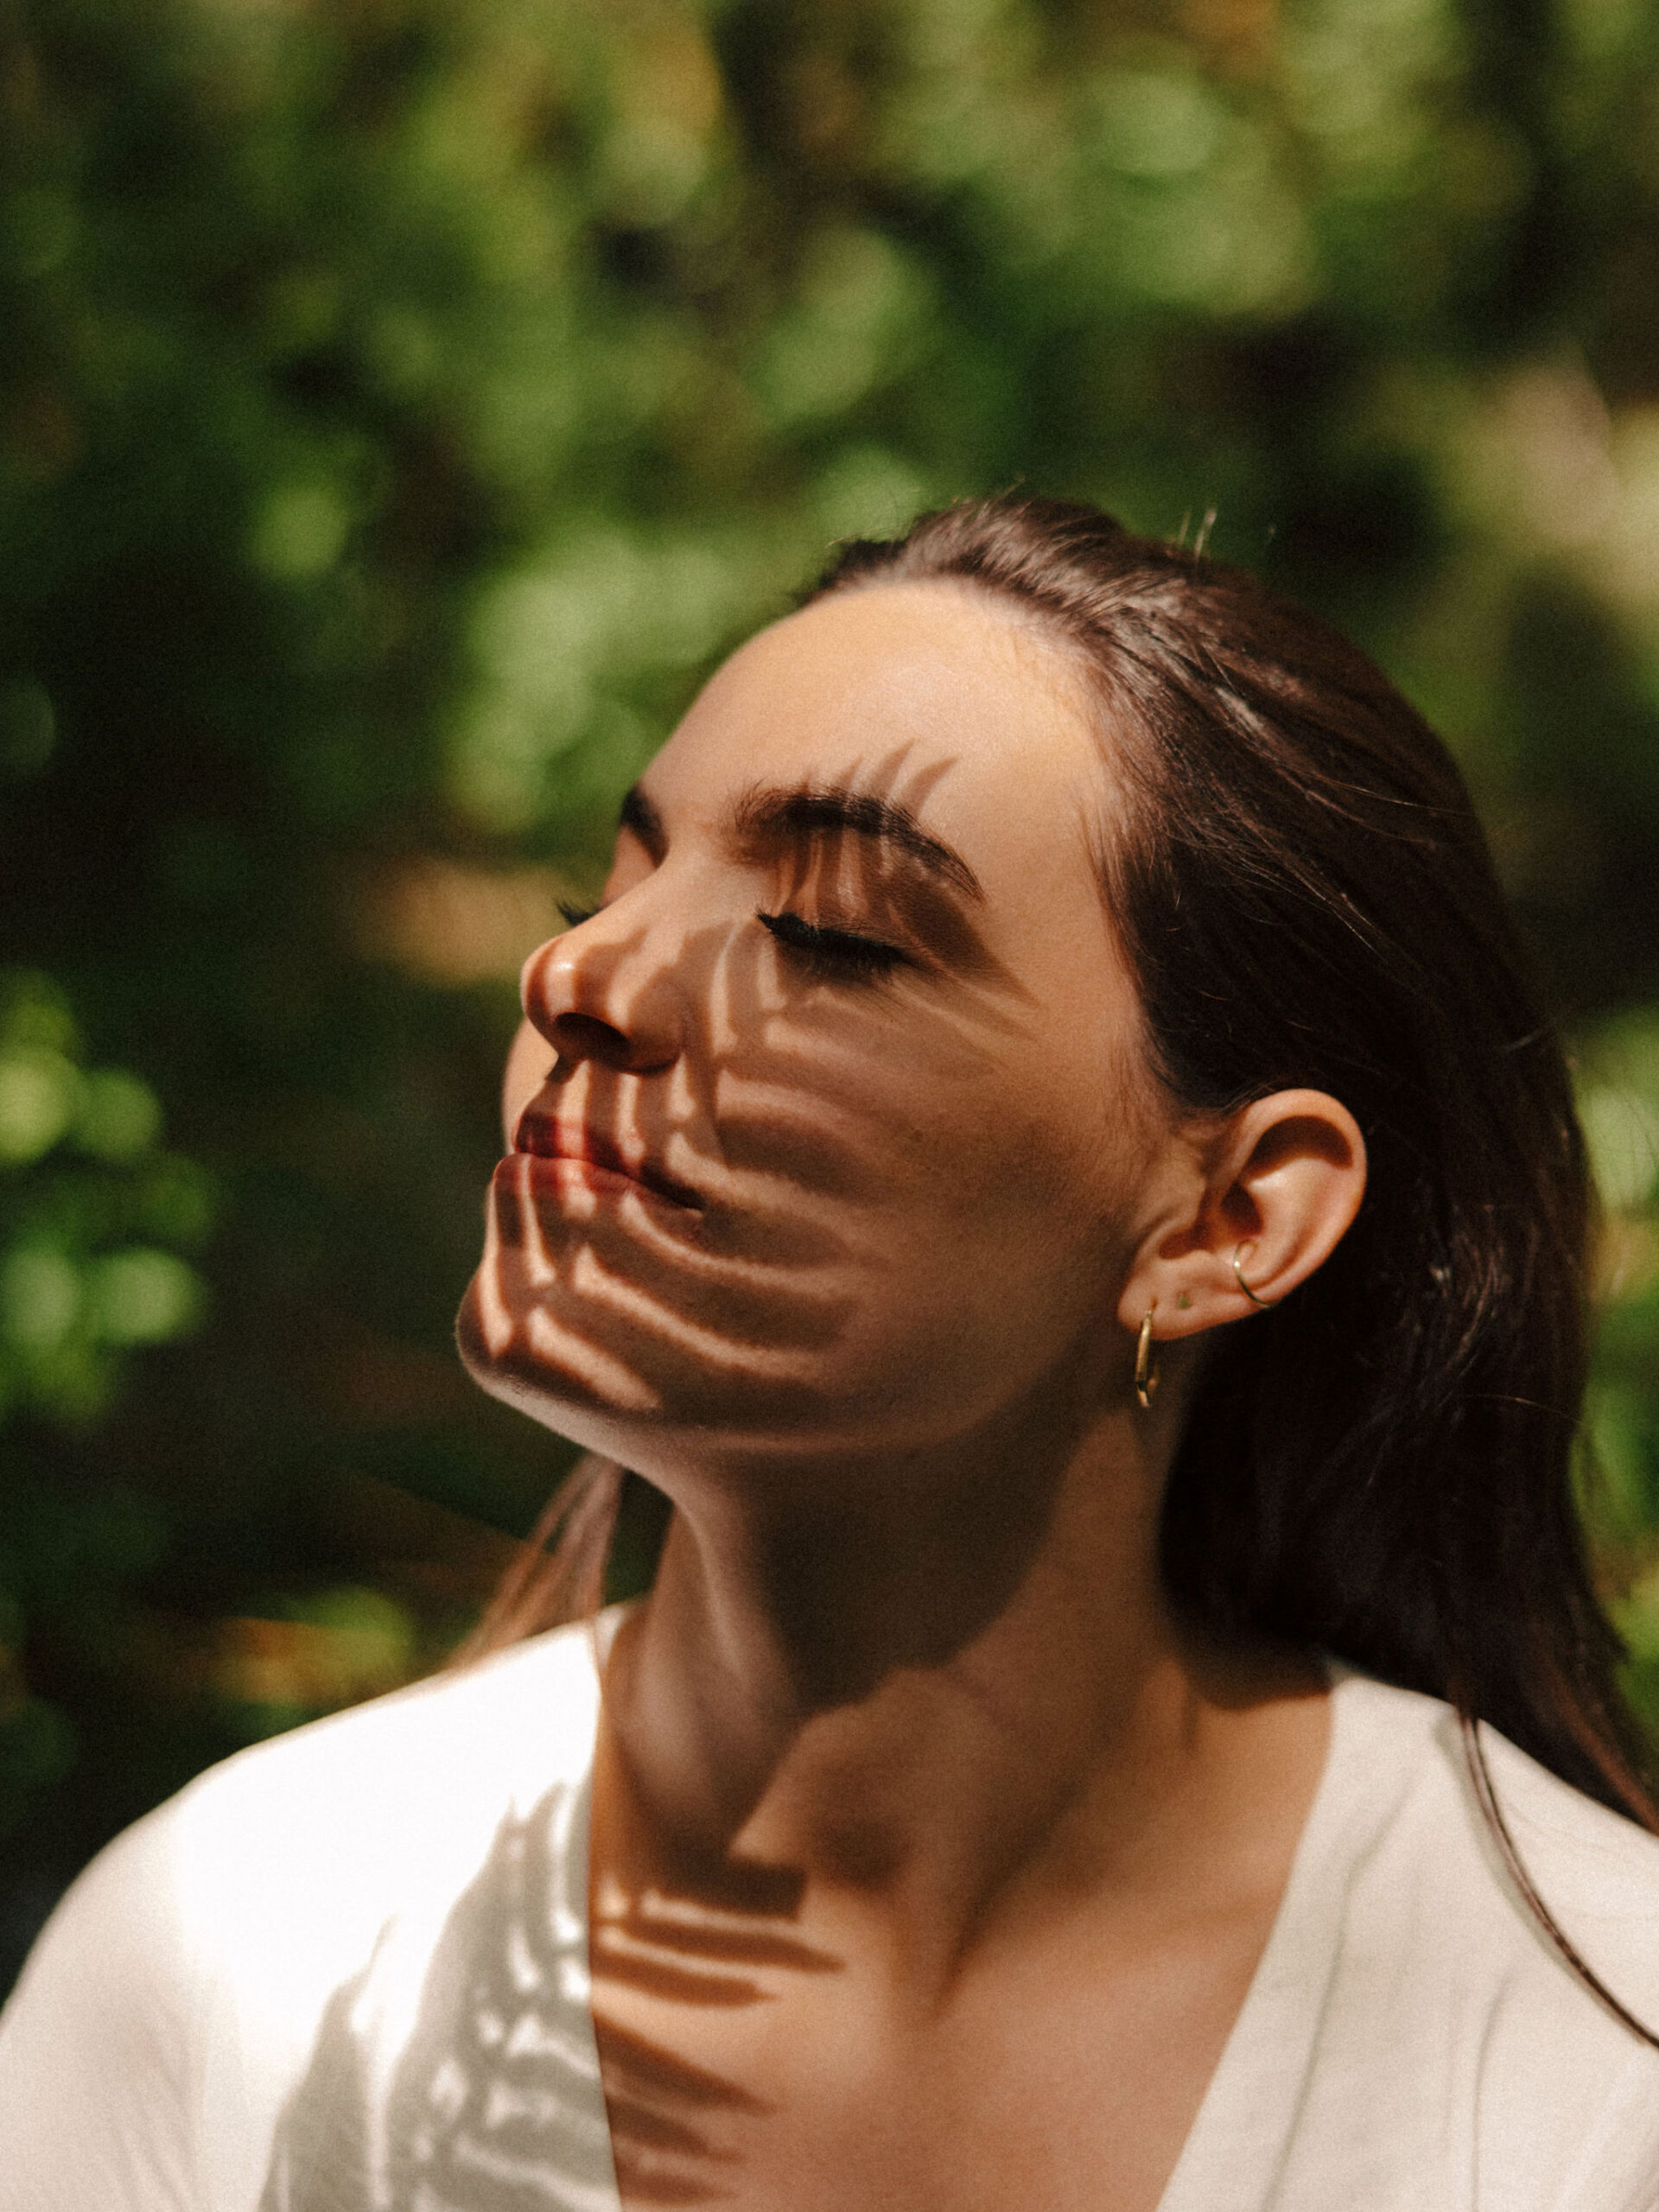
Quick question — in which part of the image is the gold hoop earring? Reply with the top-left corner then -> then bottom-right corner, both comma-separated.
1135,1306 -> 1159,1409
1232,1243 -> 1274,1310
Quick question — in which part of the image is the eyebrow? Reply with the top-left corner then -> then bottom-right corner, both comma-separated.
728,783 -> 983,902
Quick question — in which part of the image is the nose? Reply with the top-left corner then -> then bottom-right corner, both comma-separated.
520,906 -> 687,1075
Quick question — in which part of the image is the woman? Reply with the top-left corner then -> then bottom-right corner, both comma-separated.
3,497 -> 1659,2212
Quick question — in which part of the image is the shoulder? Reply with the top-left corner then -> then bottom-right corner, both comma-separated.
94,1613 -> 605,1982
111,1614 -> 596,1950
161,1612 -> 601,1902
0,1619 -> 606,2210
0,1791 -> 201,2210
1307,1671 -> 1659,2203
1328,1668 -> 1659,1955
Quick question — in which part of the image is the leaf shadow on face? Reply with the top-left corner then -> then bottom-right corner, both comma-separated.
467,741 -> 1052,1446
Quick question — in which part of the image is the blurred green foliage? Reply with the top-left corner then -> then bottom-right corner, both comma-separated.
5,0 -> 1659,1986
0,969 -> 210,1421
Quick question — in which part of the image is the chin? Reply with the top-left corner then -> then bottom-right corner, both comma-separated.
454,1250 -> 1012,1483
454,1274 -> 662,1450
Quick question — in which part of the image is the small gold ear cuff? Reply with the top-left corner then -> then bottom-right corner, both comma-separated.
1232,1243 -> 1274,1309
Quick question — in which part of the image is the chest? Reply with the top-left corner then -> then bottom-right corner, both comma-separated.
592,1908 -> 1264,2212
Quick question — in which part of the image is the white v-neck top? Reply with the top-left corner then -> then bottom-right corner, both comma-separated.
3,1617 -> 1659,2211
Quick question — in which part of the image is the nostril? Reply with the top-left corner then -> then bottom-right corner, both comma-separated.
550,1011 -> 634,1070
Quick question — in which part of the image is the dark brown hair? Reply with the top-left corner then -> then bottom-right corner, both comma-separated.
468,497 -> 1657,2031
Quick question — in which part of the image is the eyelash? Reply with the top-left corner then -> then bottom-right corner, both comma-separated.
757,910 -> 908,980
558,899 -> 906,982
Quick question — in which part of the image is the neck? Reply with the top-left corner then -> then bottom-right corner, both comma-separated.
595,1371 -> 1324,1993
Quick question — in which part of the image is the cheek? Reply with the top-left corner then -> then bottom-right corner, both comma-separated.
820,1025 -> 1148,1344
717,966 -> 1147,1254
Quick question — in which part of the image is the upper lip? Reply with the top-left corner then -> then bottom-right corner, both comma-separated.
512,1112 -> 702,1211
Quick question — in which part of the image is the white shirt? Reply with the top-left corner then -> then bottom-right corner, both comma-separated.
3,1617 -> 1659,2211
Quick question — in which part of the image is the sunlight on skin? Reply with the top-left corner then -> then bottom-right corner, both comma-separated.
561,1241 -> 848,1394
459,596 -> 1159,1466
524,1304 -> 663,1416
456,581 -> 1368,2212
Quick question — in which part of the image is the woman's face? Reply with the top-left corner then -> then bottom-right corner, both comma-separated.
458,582 -> 1174,1480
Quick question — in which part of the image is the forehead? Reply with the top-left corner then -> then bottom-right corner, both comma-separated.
646,581 -> 1106,879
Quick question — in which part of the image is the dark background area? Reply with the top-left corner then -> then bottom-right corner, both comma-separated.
6,0 -> 1659,1999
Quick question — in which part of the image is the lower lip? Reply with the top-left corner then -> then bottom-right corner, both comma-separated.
493,1154 -> 690,1211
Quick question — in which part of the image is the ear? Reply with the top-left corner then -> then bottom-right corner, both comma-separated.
1116,1090 -> 1367,1343
502,1015 -> 552,1147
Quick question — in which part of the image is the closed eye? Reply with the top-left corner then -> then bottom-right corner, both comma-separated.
757,911 -> 908,980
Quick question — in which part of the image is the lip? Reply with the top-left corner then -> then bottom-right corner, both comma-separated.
509,1112 -> 702,1212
